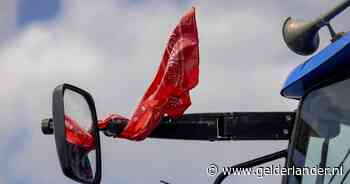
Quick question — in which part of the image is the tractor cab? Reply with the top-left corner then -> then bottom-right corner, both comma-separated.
282,31 -> 350,184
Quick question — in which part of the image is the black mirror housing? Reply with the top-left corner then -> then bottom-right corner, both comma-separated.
52,83 -> 102,184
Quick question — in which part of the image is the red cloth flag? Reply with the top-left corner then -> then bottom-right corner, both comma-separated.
100,7 -> 199,141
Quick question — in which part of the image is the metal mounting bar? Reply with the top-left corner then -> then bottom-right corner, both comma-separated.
149,112 -> 295,141
43,112 -> 296,141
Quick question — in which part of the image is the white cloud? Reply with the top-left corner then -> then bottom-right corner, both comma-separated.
1,0 -> 350,183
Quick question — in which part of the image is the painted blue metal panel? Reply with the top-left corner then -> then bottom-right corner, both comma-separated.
281,32 -> 350,99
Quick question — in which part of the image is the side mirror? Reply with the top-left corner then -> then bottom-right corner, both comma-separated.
50,83 -> 101,183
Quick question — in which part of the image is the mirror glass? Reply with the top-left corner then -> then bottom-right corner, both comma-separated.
64,89 -> 96,182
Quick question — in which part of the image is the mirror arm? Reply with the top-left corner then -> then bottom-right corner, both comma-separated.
43,112 -> 295,141
99,112 -> 295,141
149,112 -> 295,141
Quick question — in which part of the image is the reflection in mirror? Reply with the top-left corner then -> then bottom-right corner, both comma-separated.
64,89 -> 96,182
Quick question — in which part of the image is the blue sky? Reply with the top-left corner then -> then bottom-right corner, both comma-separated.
17,0 -> 61,27
1,0 -> 350,184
